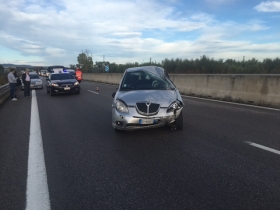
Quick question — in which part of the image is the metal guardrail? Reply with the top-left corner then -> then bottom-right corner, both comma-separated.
0,83 -> 9,98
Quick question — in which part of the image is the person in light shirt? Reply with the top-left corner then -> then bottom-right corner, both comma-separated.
7,68 -> 18,101
22,69 -> 31,98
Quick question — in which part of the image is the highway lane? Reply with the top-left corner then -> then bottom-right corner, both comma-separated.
0,79 -> 280,209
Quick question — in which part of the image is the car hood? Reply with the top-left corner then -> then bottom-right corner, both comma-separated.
31,79 -> 42,82
116,90 -> 177,107
52,79 -> 76,84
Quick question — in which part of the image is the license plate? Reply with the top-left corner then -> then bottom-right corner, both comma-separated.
64,87 -> 70,90
139,119 -> 155,125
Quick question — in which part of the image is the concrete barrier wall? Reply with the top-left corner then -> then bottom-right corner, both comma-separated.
83,73 -> 280,108
83,73 -> 122,85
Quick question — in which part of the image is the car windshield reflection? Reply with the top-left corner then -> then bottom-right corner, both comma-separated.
120,70 -> 175,91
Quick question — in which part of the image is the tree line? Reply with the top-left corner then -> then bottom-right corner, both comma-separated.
73,51 -> 280,74
1,54 -> 280,85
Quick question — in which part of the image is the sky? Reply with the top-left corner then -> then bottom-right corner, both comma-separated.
0,0 -> 280,66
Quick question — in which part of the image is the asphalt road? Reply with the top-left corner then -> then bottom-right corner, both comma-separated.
0,79 -> 280,210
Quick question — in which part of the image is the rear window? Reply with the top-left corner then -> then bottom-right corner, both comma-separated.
51,74 -> 74,80
47,66 -> 64,73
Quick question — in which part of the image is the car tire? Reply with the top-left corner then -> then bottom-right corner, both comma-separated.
76,91 -> 80,94
47,87 -> 49,93
175,111 -> 183,130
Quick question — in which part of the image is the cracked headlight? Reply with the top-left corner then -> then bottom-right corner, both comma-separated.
116,99 -> 129,113
167,101 -> 182,113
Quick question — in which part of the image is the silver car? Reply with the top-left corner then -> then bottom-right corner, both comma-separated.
41,70 -> 47,77
112,66 -> 184,131
21,72 -> 43,90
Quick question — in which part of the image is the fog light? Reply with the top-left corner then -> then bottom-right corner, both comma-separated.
115,121 -> 123,127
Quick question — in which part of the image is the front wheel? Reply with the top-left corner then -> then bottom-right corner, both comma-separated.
175,111 -> 183,130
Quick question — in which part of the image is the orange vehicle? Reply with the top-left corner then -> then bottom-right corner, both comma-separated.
75,68 -> 82,83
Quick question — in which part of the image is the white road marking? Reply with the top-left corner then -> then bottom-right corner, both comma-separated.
182,95 -> 280,111
88,90 -> 99,94
26,90 -> 51,210
244,141 -> 280,155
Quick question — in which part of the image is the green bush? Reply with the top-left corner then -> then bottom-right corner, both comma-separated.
0,72 -> 8,86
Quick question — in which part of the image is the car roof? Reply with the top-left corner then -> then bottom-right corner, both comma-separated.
50,72 -> 72,75
48,65 -> 64,68
125,66 -> 166,77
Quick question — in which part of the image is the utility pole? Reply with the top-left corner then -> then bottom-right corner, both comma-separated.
150,58 -> 151,65
243,56 -> 245,62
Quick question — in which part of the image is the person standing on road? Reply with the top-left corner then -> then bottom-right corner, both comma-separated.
75,68 -> 82,83
7,68 -> 17,101
13,70 -> 22,99
22,69 -> 31,98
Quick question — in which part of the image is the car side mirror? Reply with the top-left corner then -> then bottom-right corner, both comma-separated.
112,92 -> 116,98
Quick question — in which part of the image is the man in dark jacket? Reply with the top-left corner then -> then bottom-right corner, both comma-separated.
13,70 -> 22,98
22,69 -> 31,97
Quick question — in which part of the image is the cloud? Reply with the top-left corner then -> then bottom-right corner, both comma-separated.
205,0 -> 237,5
0,0 -> 212,64
0,0 -> 279,65
254,1 -> 280,12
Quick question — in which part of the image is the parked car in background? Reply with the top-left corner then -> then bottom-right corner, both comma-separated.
111,66 -> 184,131
21,72 -> 43,90
40,70 -> 47,77
46,65 -> 64,77
46,73 -> 80,96
63,68 -> 76,77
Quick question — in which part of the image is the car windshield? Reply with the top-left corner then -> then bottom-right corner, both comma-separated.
120,70 -> 175,91
30,74 -> 39,79
51,73 -> 74,80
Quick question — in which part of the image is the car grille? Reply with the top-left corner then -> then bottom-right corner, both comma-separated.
136,102 -> 160,116
60,84 -> 73,87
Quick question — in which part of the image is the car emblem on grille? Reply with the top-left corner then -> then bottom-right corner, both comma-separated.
146,102 -> 151,113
